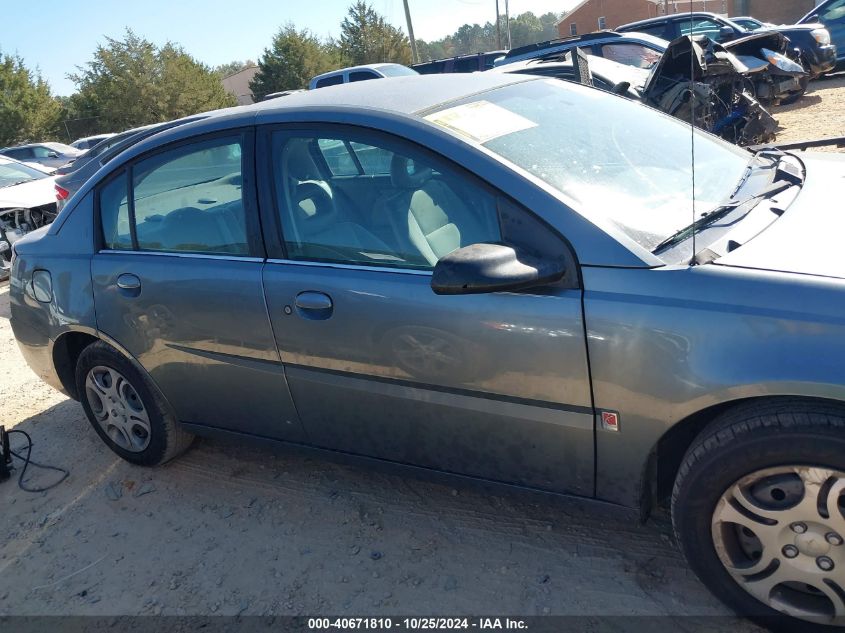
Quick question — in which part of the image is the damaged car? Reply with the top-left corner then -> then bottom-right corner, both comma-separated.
494,36 -> 777,147
0,156 -> 58,279
723,30 -> 809,105
641,35 -> 777,146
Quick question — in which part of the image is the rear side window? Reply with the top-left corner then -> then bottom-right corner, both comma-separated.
98,136 -> 250,256
5,148 -> 33,159
315,74 -> 344,88
99,173 -> 132,250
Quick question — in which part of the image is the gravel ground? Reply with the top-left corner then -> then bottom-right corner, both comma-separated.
771,73 -> 845,147
8,75 -> 843,625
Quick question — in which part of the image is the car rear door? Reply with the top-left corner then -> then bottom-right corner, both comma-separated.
257,125 -> 595,496
91,129 -> 305,441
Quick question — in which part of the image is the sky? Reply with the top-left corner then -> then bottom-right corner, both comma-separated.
1,0 -> 577,96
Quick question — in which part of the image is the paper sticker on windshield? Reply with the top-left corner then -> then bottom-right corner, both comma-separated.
424,101 -> 537,143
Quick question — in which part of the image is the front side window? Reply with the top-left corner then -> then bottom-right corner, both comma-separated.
99,136 -> 250,255
679,18 -> 724,39
348,71 -> 379,82
273,131 -> 502,269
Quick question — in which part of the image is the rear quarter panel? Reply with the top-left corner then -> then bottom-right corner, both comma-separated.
584,264 -> 845,508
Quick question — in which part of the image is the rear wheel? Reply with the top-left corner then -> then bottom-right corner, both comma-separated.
75,341 -> 193,465
672,399 -> 845,630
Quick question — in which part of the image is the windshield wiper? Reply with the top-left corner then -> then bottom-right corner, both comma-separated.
653,179 -> 794,254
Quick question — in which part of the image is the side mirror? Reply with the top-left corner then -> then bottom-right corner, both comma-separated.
47,151 -> 59,158
718,25 -> 735,40
431,242 -> 566,296
611,81 -> 631,96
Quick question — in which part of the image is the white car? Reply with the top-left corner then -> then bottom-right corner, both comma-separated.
0,156 -> 58,277
309,63 -> 418,89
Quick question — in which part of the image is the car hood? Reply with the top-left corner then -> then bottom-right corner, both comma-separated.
0,176 -> 56,209
716,152 -> 845,279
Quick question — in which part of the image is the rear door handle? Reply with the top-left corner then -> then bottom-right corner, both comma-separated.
294,291 -> 333,320
116,273 -> 141,297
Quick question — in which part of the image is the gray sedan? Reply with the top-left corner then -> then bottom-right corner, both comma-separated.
9,74 -> 845,628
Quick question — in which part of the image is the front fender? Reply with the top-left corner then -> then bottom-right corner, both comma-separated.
583,264 -> 845,508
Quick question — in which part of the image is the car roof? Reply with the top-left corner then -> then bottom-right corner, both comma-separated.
619,11 -> 726,29
254,72 -> 532,117
311,62 -> 411,80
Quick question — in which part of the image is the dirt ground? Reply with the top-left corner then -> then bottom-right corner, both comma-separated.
771,73 -> 845,146
6,75 -> 844,626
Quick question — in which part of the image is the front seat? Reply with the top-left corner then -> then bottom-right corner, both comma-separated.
384,155 -> 487,266
291,180 -> 393,260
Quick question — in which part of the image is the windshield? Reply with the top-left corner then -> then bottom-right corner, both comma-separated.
0,160 -> 47,188
424,79 -> 749,251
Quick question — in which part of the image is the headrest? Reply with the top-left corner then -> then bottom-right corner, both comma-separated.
293,180 -> 335,234
390,154 -> 432,189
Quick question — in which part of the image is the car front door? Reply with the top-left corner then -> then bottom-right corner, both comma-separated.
258,125 -> 594,496
91,130 -> 305,442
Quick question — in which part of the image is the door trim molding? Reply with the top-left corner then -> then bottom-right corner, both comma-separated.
286,362 -> 594,418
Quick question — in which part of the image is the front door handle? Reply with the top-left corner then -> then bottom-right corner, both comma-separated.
294,291 -> 333,320
116,273 -> 141,297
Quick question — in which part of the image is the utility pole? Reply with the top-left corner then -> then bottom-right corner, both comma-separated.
403,0 -> 419,64
495,0 -> 502,49
504,0 -> 512,49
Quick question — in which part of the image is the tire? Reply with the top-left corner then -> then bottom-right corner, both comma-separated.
672,398 -> 845,631
75,340 -> 194,465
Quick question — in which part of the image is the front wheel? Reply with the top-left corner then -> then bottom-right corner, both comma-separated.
672,399 -> 845,630
75,341 -> 194,465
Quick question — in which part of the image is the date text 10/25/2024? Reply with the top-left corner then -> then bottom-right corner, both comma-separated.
307,618 -> 528,630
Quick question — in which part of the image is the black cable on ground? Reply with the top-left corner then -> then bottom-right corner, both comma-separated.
7,429 -> 69,492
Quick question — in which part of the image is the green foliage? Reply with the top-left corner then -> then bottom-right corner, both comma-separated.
67,30 -> 236,135
338,1 -> 412,66
214,60 -> 256,78
0,53 -> 62,146
249,24 -> 336,99
416,11 -> 564,61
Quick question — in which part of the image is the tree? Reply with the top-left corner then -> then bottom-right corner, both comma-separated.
249,24 -> 335,99
68,29 -> 236,134
0,53 -> 62,145
338,1 -> 412,66
214,60 -> 256,78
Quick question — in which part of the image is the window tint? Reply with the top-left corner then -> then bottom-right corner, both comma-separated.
679,18 -> 724,39
100,172 -> 132,250
130,137 -> 249,255
6,148 -> 33,159
635,23 -> 670,39
453,56 -> 479,73
414,60 -> 446,74
599,43 -> 662,68
274,131 -> 502,269
348,71 -> 378,82
315,74 -> 344,88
